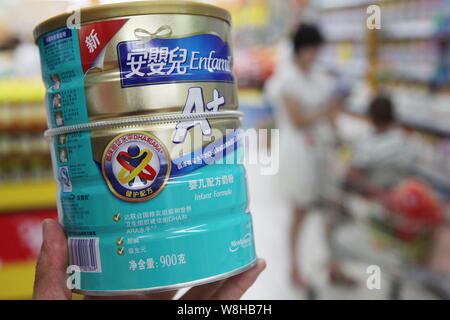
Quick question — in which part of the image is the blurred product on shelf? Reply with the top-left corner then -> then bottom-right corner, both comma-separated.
0,79 -> 51,182
387,179 -> 443,241
333,0 -> 450,137
377,40 -> 440,83
0,210 -> 57,299
390,85 -> 450,136
0,209 -> 57,263
318,6 -> 368,41
0,78 -> 56,299
0,1 -> 77,299
407,131 -> 450,198
239,89 -> 274,130
235,48 -> 276,89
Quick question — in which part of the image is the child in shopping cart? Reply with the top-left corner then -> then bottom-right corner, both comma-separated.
346,96 -> 413,195
346,96 -> 443,243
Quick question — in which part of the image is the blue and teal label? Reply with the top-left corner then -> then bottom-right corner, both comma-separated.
117,34 -> 234,87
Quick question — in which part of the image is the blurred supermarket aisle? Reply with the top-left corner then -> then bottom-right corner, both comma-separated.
242,163 -> 301,300
1,0 -> 450,300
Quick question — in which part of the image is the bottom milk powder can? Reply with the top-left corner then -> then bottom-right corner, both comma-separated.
34,1 -> 256,295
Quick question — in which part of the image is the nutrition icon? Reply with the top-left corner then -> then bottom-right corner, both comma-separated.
113,213 -> 121,222
116,237 -> 124,246
116,236 -> 125,256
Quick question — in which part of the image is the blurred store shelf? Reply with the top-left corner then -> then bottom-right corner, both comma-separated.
382,20 -> 436,40
345,107 -> 450,139
0,261 -> 84,300
0,78 -> 44,104
324,30 -> 366,42
0,180 -> 56,212
320,59 -> 368,78
0,77 -> 54,213
0,207 -> 57,299
0,261 -> 36,300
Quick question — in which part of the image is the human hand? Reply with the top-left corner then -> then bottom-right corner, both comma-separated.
33,219 -> 265,300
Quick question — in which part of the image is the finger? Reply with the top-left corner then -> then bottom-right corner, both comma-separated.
33,219 -> 72,300
211,259 -> 266,300
180,280 -> 226,300
181,260 -> 268,300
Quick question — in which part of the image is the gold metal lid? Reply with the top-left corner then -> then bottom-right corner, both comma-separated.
33,0 -> 231,41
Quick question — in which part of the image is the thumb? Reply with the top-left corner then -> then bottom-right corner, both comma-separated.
211,259 -> 266,300
33,219 -> 72,300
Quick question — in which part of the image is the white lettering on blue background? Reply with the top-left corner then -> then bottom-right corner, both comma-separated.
118,34 -> 234,87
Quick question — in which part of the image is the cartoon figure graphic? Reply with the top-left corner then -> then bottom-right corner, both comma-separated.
102,132 -> 170,201
52,93 -> 62,109
59,148 -> 68,163
116,144 -> 157,187
55,111 -> 64,127
50,74 -> 61,91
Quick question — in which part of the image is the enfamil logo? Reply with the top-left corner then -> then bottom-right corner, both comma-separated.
102,132 -> 171,202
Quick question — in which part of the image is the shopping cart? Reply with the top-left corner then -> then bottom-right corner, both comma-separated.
311,139 -> 450,300
328,187 -> 450,299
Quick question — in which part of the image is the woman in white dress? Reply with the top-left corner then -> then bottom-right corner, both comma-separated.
266,24 -> 349,288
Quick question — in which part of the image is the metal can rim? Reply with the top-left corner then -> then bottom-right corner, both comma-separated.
44,110 -> 243,137
33,0 -> 232,42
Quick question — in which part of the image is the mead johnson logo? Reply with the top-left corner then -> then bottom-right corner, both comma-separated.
229,233 -> 252,253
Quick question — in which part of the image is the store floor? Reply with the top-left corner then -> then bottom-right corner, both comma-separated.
242,163 -> 436,300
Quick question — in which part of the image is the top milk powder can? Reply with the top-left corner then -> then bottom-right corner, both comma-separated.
34,0 -> 256,295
